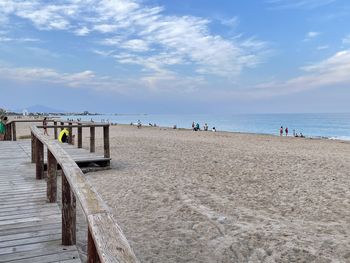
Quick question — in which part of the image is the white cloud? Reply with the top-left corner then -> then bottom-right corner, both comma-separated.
0,0 -> 268,83
317,45 -> 329,50
0,65 -> 122,91
303,31 -> 321,41
0,36 -> 39,42
247,50 -> 350,97
220,17 -> 239,28
121,39 -> 149,52
74,26 -> 90,36
93,24 -> 118,33
307,31 -> 320,38
343,35 -> 350,45
266,0 -> 336,9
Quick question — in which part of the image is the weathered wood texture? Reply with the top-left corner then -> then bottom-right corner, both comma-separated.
31,132 -> 36,163
68,122 -> 73,145
62,172 -> 76,246
47,150 -> 57,203
54,121 -> 58,139
88,213 -> 140,263
78,123 -> 83,149
90,127 -> 95,153
31,126 -> 139,263
103,126 -> 110,159
0,140 -> 81,263
88,228 -> 100,263
35,137 -> 44,180
12,122 -> 17,141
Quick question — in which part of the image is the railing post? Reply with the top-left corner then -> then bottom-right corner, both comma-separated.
54,121 -> 58,139
103,125 -> 110,158
90,127 -> 95,153
36,138 -> 44,180
47,150 -> 57,203
88,227 -> 100,263
12,122 -> 16,141
68,122 -> 73,145
31,132 -> 36,163
78,123 -> 82,148
62,172 -> 76,245
6,123 -> 12,141
60,122 -> 64,131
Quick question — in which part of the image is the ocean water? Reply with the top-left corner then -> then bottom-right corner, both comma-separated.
61,113 -> 350,141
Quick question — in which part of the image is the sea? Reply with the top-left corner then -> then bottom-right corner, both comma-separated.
60,113 -> 350,141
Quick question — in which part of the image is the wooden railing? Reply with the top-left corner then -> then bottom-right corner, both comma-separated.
30,125 -> 139,263
5,119 -> 110,159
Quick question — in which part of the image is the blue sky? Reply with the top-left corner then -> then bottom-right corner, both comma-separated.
1,0 -> 350,113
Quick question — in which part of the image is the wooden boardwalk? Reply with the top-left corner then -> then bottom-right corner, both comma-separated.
0,141 -> 82,263
19,140 -> 111,170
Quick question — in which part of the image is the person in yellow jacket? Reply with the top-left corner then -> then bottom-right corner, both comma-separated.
58,128 -> 69,143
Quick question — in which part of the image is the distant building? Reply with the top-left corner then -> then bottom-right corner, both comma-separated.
23,109 -> 29,116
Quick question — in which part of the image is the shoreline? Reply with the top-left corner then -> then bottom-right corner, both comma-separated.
114,122 -> 350,143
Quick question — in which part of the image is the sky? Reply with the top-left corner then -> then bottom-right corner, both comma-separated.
0,0 -> 350,114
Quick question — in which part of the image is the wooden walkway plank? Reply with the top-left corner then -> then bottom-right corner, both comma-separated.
0,141 -> 82,263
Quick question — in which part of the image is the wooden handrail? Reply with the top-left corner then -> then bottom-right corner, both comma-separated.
5,119 -> 110,158
31,125 -> 139,263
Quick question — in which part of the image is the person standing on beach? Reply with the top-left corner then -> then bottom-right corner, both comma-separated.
280,126 -> 283,136
285,127 -> 288,136
192,121 -> 195,130
137,120 -> 141,128
204,123 -> 208,131
43,117 -> 49,136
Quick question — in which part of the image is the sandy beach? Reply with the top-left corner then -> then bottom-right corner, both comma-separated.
14,122 -> 350,262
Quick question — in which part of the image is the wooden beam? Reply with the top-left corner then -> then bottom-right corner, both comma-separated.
35,138 -> 44,180
47,150 -> 57,203
88,213 -> 140,263
54,121 -> 58,140
77,123 -> 82,149
88,227 -> 100,263
62,172 -> 76,246
12,122 -> 16,141
37,124 -> 109,128
6,123 -> 12,141
103,125 -> 110,158
31,132 -> 36,163
90,127 -> 95,153
68,122 -> 73,145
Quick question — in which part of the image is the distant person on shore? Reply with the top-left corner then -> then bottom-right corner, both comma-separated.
43,117 -> 49,136
173,124 -> 177,129
293,129 -> 296,137
285,127 -> 288,136
58,128 -> 69,143
280,126 -> 283,136
0,116 -> 6,141
204,123 -> 208,131
194,123 -> 200,131
192,122 -> 195,130
300,133 -> 305,138
137,120 -> 141,128
212,127 -> 216,132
